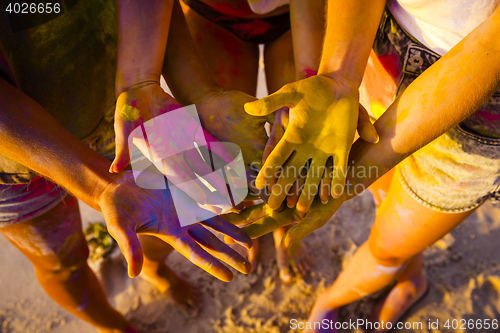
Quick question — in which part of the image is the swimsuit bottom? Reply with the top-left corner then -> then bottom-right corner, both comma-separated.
181,0 -> 290,44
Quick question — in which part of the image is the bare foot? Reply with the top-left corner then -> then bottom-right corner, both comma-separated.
368,275 -> 429,332
98,322 -> 139,333
276,238 -> 310,283
141,262 -> 201,317
304,301 -> 339,333
247,238 -> 260,273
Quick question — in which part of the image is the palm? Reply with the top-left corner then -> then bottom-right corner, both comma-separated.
245,75 -> 359,212
98,171 -> 252,281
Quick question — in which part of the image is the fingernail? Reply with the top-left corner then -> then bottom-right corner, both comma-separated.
321,199 -> 328,204
296,205 -> 306,213
224,236 -> 236,244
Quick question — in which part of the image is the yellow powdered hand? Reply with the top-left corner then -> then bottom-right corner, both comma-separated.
244,75 -> 360,213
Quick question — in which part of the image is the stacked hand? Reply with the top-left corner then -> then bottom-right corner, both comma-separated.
111,82 -> 235,205
224,192 -> 346,250
195,89 -> 270,166
244,75 -> 378,213
194,89 -> 274,200
96,170 -> 252,281
107,83 -> 257,281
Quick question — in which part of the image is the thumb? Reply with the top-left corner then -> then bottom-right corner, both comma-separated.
244,84 -> 300,116
263,114 -> 285,164
110,118 -> 136,173
282,197 -> 343,250
108,224 -> 144,278
357,104 -> 379,143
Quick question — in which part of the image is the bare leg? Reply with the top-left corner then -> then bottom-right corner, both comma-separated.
273,225 -> 310,282
263,29 -> 295,94
367,170 -> 427,330
263,29 -> 314,283
180,1 -> 260,95
0,196 -> 136,333
138,235 -> 201,317
367,168 -> 395,209
305,175 -> 477,333
368,252 -> 428,332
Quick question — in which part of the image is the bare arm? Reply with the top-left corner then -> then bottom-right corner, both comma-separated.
161,0 -> 270,169
161,0 -> 222,105
347,3 -> 500,192
244,0 -> 386,211
0,78 -> 115,210
230,3 -> 500,247
0,0 -> 255,278
114,0 -> 173,95
318,0 -> 386,85
290,0 -> 326,80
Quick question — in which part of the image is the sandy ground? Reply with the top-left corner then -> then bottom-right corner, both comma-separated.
2,194 -> 500,333
2,48 -> 500,333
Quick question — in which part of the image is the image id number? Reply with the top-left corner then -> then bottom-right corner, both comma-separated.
6,2 -> 61,14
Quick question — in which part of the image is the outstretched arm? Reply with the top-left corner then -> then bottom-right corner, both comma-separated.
112,0 -> 240,206
229,2 -> 500,248
348,3 -> 500,191
162,0 -> 271,185
290,0 -> 325,80
318,0 -> 386,85
114,0 -> 173,96
244,0 -> 386,212
0,77 -> 252,280
263,0 -> 379,209
111,0 -> 174,173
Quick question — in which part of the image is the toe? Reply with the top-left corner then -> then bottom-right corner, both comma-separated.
279,267 -> 293,283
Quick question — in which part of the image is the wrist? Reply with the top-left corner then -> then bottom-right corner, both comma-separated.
115,73 -> 161,97
296,68 -> 318,81
314,73 -> 360,99
91,168 -> 124,211
317,68 -> 362,88
191,85 -> 226,105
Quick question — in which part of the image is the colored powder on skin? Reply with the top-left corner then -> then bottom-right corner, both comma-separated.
376,264 -> 403,274
76,289 -> 90,311
120,103 -> 140,122
303,69 -> 318,78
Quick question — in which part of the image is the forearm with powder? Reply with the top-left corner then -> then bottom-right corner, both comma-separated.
345,7 -> 500,195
